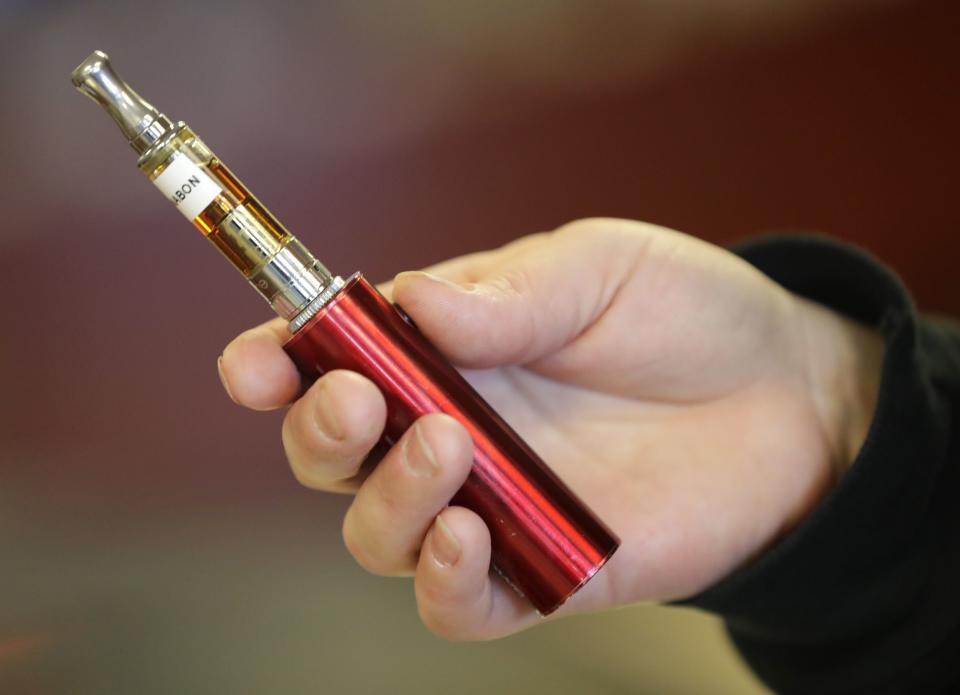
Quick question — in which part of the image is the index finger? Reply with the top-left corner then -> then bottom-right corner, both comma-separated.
222,248 -> 499,410
219,317 -> 301,411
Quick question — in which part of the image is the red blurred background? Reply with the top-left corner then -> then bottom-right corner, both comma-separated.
1,1 -> 957,692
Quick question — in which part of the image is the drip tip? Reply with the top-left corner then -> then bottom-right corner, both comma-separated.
71,50 -> 173,154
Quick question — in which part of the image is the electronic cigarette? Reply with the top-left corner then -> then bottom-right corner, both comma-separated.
71,50 -> 618,615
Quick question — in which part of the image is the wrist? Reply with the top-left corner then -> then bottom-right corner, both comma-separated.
795,295 -> 885,477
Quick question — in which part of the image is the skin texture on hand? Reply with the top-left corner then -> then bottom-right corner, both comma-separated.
217,219 -> 884,640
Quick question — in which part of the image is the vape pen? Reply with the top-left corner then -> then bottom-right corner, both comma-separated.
71,50 -> 618,615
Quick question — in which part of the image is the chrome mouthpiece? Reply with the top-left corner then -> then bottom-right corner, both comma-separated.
71,50 -> 174,155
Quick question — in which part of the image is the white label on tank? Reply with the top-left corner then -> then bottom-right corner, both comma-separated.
152,154 -> 222,221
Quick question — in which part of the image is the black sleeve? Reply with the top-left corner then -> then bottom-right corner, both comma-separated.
681,235 -> 960,694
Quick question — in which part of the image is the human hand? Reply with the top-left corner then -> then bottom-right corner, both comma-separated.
217,219 -> 883,639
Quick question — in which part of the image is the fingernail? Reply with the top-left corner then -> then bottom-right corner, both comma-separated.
313,382 -> 344,440
432,515 -> 461,568
217,356 -> 238,404
404,421 -> 439,477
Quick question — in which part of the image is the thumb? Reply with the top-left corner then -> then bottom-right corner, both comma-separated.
391,263 -> 593,369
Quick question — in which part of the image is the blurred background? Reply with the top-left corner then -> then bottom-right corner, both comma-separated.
2,0 -> 959,692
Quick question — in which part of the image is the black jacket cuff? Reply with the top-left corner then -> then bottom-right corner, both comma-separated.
680,234 -> 959,694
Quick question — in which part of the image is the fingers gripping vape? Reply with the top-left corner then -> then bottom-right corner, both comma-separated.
72,51 -> 618,615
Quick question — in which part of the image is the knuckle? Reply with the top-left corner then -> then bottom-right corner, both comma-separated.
288,458 -> 322,490
498,231 -> 551,255
552,219 -> 596,247
556,216 -> 654,246
341,509 -> 380,574
555,217 -> 609,237
281,405 -> 359,484
281,420 -> 325,488
281,416 -> 314,483
281,404 -> 319,458
342,504 -> 411,576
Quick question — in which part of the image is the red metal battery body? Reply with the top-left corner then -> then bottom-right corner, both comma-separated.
283,273 -> 619,615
